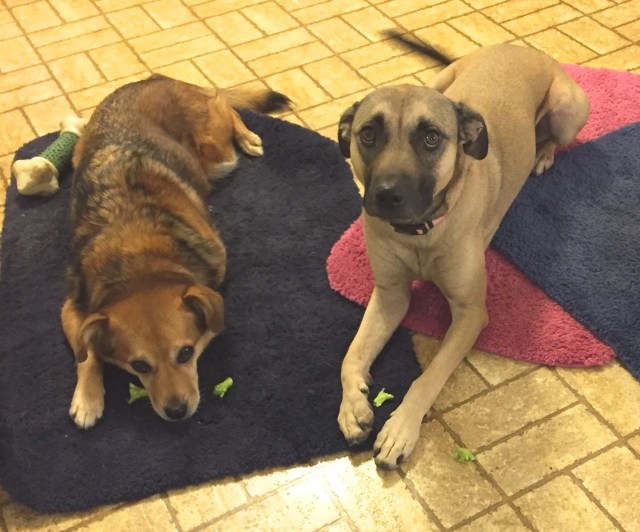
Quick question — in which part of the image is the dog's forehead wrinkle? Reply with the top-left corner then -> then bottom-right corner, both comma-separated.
355,85 -> 456,133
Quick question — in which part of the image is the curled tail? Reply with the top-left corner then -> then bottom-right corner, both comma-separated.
220,86 -> 292,114
383,30 -> 452,66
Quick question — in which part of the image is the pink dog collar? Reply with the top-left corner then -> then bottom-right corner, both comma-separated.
391,214 -> 446,236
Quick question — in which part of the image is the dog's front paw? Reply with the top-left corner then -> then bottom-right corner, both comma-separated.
338,389 -> 374,445
70,386 -> 104,429
237,131 -> 263,157
373,407 -> 422,469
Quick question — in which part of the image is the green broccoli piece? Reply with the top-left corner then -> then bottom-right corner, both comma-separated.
213,377 -> 234,398
455,447 -> 476,463
372,388 -> 394,407
128,383 -> 149,405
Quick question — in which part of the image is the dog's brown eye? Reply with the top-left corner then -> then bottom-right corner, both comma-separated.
131,360 -> 152,374
360,127 -> 376,145
177,345 -> 194,364
424,130 -> 441,148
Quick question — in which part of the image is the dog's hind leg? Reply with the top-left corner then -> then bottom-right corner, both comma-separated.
338,280 -> 412,445
230,109 -> 263,157
194,95 -> 263,179
534,72 -> 590,176
62,299 -> 105,429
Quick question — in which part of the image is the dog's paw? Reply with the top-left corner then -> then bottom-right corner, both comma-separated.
69,386 -> 105,429
373,407 -> 422,470
237,132 -> 263,157
534,143 -> 556,176
338,389 -> 374,445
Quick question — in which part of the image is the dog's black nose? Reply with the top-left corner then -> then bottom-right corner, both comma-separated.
164,400 -> 188,420
374,184 -> 404,209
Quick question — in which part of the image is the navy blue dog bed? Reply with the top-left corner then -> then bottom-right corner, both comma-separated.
493,122 -> 640,380
0,113 -> 418,512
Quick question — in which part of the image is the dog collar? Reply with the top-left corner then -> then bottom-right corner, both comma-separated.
391,215 -> 445,236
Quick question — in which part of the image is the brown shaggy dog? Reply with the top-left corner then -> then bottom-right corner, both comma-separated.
62,74 -> 290,428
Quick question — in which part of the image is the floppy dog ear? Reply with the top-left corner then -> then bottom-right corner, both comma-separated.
76,313 -> 110,363
183,285 -> 224,334
338,101 -> 360,158
455,102 -> 489,160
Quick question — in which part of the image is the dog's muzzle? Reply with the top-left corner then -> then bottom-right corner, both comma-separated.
365,177 -> 441,230
365,181 -> 417,221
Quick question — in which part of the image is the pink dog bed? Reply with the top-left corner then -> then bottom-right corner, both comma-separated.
327,65 -> 640,367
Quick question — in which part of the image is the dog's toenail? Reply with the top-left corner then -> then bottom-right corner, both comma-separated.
396,454 -> 404,465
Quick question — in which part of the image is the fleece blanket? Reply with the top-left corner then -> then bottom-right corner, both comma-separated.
328,65 -> 640,370
494,122 -> 640,380
0,113 -> 418,512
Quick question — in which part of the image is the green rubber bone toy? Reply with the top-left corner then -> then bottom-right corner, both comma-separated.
12,115 -> 88,197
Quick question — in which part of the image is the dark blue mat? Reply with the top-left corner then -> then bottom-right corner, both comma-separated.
0,112 -> 418,512
493,122 -> 640,380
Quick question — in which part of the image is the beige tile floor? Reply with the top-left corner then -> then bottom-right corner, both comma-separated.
1,0 -> 640,530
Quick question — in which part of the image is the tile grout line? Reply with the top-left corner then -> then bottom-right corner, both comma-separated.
1,1 -> 83,138
395,471 -> 448,532
1,16 -> 445,106
435,407 -> 629,530
432,363 -> 540,416
578,42 -> 640,67
435,414 -> 536,530
462,356 -> 496,389
552,367 -> 635,443
61,502 -> 129,532
555,12 -> 634,55
499,438 -> 624,507
314,472 -> 362,532
89,2 -> 154,91
187,471 -> 318,531
506,0 -> 640,59
159,492 -> 185,532
194,2 -> 327,126
567,469 -> 626,531
258,2 -> 377,121
463,400 -> 580,455
174,0 -> 263,90
301,13 -> 376,91
626,431 -> 640,459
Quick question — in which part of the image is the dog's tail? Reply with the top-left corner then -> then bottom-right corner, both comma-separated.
220,86 -> 292,114
383,30 -> 453,66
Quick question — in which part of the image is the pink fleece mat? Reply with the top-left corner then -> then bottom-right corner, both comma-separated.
327,65 -> 640,367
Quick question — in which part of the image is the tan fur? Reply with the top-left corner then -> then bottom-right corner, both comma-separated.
337,43 -> 589,468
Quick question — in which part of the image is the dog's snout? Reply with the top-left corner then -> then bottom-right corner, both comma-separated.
164,399 -> 188,420
374,183 -> 405,209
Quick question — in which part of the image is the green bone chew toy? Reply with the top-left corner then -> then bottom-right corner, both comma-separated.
12,115 -> 88,197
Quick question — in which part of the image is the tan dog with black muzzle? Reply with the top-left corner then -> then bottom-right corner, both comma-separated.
337,33 -> 589,469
